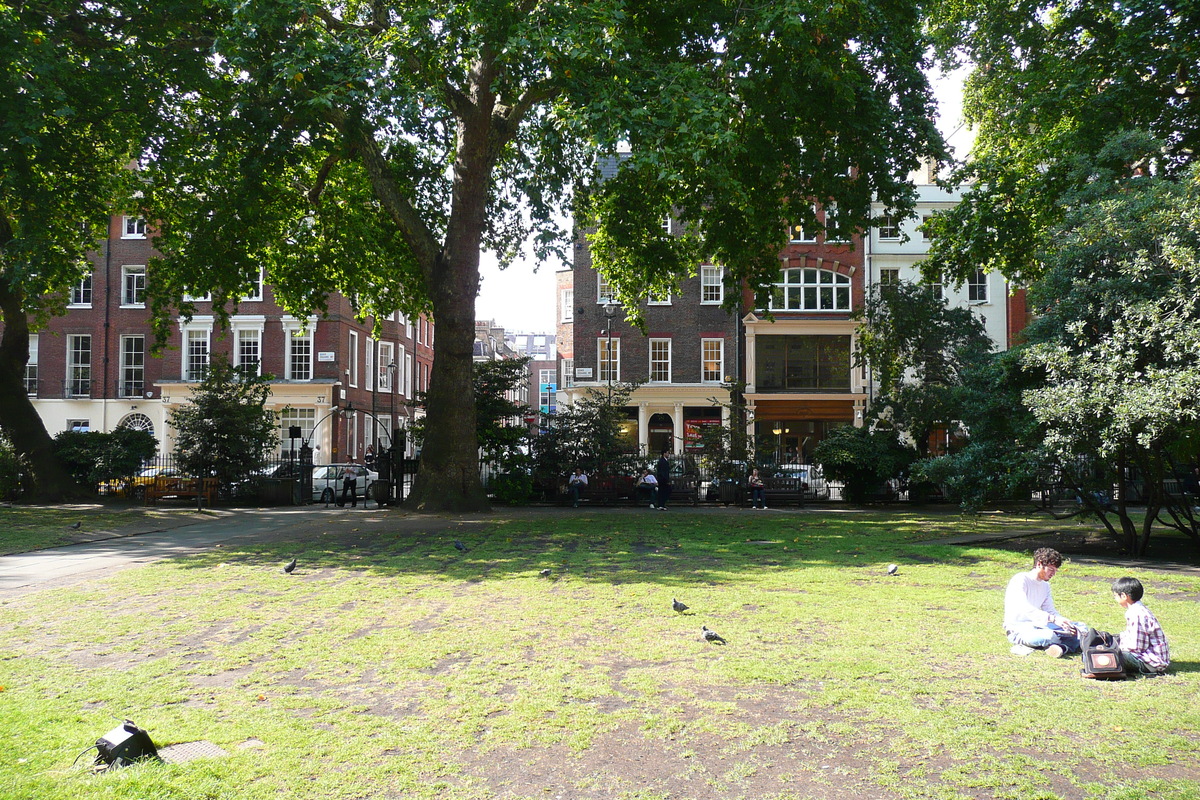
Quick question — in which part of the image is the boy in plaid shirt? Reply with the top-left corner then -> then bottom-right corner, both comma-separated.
1112,576 -> 1170,675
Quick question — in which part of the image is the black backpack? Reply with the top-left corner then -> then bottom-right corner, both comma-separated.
1080,628 -> 1126,680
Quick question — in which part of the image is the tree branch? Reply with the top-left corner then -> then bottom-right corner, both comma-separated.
311,5 -> 387,35
341,120 -> 441,283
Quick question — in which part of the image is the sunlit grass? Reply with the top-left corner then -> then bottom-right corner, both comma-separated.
0,510 -> 1197,799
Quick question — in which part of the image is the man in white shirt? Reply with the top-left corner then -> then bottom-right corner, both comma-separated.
568,467 -> 588,508
1003,547 -> 1084,657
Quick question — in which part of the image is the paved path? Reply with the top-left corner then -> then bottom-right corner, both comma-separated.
0,507 -> 377,596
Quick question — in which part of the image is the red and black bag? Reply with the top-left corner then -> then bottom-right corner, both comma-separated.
1080,628 -> 1126,680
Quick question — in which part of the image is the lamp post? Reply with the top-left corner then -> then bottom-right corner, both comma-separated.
603,302 -> 618,405
772,424 -> 782,465
387,360 -> 398,504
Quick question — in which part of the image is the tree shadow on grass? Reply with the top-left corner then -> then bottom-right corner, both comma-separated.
166,509 -> 985,587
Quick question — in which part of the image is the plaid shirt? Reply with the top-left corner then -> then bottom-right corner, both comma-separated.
1119,601 -> 1170,672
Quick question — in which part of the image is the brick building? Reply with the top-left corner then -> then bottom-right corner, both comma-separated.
19,214 -> 433,463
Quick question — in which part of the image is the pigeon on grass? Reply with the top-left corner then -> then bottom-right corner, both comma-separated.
887,563 -> 899,576
69,521 -> 82,530
672,598 -> 689,614
702,626 -> 726,644
282,558 -> 297,574
540,569 -> 551,577
454,540 -> 468,552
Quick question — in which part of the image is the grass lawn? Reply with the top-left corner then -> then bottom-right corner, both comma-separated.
0,504 -> 209,556
0,509 -> 1197,799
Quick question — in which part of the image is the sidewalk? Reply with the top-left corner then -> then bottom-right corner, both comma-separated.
0,506 -> 371,596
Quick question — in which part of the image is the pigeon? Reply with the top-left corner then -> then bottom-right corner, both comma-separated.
69,521 -> 82,530
672,597 -> 689,613
702,626 -> 726,644
887,563 -> 899,576
539,568 -> 551,577
453,540 -> 468,552
282,558 -> 297,574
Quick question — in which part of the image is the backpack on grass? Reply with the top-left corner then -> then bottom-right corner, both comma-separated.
1080,628 -> 1126,680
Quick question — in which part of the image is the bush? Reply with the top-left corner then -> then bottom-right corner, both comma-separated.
813,425 -> 913,504
51,428 -> 157,490
0,434 -> 25,500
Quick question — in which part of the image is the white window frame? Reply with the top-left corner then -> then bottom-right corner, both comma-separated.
700,265 -> 723,305
921,215 -> 934,241
879,268 -> 901,285
348,330 -> 359,388
378,341 -> 395,391
789,207 -> 818,243
278,407 -> 316,456
598,337 -> 620,383
122,216 -> 147,239
597,275 -> 615,304
365,336 -> 375,392
968,268 -> 989,304
282,317 -> 316,381
231,317 -> 265,376
769,268 -> 853,312
879,215 -> 902,241
701,338 -> 724,384
561,289 -> 574,322
183,326 -> 210,381
562,357 -> 574,389
25,334 -> 38,395
70,273 -> 93,307
649,338 -> 671,383
121,265 -> 146,307
647,291 -> 671,306
243,267 -> 264,302
119,335 -> 145,398
66,334 -> 92,397
404,352 -> 413,397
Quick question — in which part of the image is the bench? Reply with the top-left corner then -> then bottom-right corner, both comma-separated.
560,475 -> 699,507
145,476 -> 218,505
758,477 -> 806,507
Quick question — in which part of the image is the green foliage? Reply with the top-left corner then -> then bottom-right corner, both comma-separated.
473,357 -> 532,471
168,355 -> 278,491
0,431 -> 24,500
530,382 -> 641,494
911,348 -> 1051,511
4,510 -> 1198,798
1019,166 -> 1200,554
925,0 -> 1200,285
50,428 -> 157,490
856,280 -> 992,456
813,425 -> 913,504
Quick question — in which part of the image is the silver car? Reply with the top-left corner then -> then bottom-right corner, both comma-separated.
312,464 -> 378,504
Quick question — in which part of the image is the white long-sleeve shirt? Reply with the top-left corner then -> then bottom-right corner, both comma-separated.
1004,569 -> 1060,631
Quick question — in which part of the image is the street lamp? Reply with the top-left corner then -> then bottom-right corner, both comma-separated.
603,302 -> 618,404
772,424 -> 782,465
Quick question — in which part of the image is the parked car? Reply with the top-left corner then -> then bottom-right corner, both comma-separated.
311,464 -> 378,504
775,464 -> 831,500
99,465 -> 181,500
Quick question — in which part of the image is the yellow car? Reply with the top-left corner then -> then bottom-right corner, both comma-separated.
99,465 -> 181,500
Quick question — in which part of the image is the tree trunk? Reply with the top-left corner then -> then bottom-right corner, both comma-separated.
0,284 -> 89,501
405,249 -> 489,511
405,70 -> 496,512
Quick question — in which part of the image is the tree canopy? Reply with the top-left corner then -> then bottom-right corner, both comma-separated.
924,0 -> 1199,284
0,0 -> 203,499
134,0 -> 945,510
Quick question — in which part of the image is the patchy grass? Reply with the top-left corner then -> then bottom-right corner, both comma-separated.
0,509 -> 1197,800
0,504 -> 209,556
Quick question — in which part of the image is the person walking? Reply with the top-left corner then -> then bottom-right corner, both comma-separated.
339,463 -> 359,508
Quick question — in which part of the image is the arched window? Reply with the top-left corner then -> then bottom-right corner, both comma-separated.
769,268 -> 851,311
118,413 -> 154,438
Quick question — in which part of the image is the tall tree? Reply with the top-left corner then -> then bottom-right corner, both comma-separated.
924,0 -> 1200,284
855,280 -> 992,457
140,0 -> 944,511
0,1 -> 203,500
1020,167 -> 1200,555
169,354 -> 278,493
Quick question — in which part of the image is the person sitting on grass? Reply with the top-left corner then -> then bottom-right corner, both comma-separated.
1112,576 -> 1170,676
1004,547 -> 1084,657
